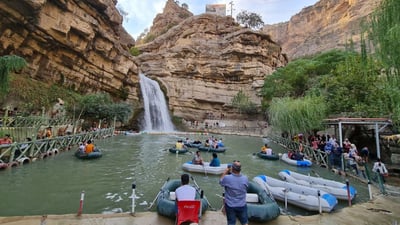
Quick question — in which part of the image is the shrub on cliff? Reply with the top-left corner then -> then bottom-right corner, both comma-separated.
73,93 -> 132,127
0,55 -> 26,100
236,10 -> 264,30
130,47 -> 141,56
231,90 -> 258,114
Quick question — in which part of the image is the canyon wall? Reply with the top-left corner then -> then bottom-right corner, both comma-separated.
263,0 -> 381,59
0,0 -> 139,101
136,12 -> 287,121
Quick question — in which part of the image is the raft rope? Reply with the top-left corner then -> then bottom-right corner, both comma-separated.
190,176 -> 217,211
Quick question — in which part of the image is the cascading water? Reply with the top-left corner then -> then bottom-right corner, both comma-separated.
139,74 -> 175,132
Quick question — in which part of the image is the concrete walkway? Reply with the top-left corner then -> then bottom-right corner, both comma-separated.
1,188 -> 399,225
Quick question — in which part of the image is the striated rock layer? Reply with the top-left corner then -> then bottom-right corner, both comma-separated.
263,0 -> 381,60
0,0 -> 139,101
136,13 -> 287,121
147,0 -> 193,39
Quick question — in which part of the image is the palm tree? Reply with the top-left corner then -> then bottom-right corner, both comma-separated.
0,55 -> 27,99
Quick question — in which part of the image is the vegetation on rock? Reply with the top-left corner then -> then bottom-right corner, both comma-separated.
4,75 -> 134,128
72,93 -> 132,126
268,96 -> 327,136
129,47 -> 141,56
264,0 -> 400,134
368,0 -> 400,79
0,55 -> 26,99
236,10 -> 264,30
231,90 -> 258,115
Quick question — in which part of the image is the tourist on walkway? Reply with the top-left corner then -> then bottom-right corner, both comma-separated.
360,147 -> 369,163
372,158 -> 388,183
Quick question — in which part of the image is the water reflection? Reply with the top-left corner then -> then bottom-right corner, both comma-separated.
0,134 -> 368,216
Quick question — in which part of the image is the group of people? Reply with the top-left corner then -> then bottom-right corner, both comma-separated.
176,159 -> 249,225
204,136 -> 225,148
175,139 -> 185,150
78,140 -> 96,154
287,150 -> 305,161
184,138 -> 201,145
300,134 -> 389,181
191,151 -> 221,167
260,144 -> 273,155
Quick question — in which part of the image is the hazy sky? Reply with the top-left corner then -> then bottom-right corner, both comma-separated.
117,0 -> 319,39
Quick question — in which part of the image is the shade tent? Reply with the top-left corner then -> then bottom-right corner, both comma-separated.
322,117 -> 392,163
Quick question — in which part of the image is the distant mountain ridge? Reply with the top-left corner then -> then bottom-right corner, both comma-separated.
263,0 -> 381,60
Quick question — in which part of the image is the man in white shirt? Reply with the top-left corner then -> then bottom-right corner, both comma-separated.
266,147 -> 273,155
372,158 -> 388,183
175,174 -> 196,201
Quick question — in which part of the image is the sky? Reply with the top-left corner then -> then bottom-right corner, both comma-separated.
117,0 -> 319,39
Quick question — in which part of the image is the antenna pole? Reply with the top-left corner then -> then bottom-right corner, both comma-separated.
229,1 -> 234,17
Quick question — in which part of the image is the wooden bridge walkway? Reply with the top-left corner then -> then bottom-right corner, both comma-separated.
0,128 -> 114,166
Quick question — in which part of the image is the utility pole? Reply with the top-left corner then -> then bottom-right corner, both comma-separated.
228,1 -> 234,17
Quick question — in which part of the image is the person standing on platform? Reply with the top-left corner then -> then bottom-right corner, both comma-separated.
220,160 -> 249,225
372,158 -> 388,183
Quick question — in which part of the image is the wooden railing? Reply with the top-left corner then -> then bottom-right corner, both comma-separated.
265,135 -> 329,168
0,128 -> 114,164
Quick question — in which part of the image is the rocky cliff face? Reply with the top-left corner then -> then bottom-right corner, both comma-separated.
263,0 -> 381,60
0,0 -> 139,101
147,0 -> 193,38
136,13 -> 287,121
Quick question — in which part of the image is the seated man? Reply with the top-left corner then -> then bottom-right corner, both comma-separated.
175,140 -> 184,150
293,151 -> 304,160
193,140 -> 201,144
288,150 -> 294,159
209,153 -> 221,167
78,142 -> 85,154
261,144 -> 268,153
184,138 -> 191,145
85,140 -> 95,154
217,138 -> 225,147
192,151 -> 203,165
175,174 -> 196,201
266,147 -> 273,155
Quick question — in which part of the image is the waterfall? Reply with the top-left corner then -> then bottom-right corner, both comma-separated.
139,74 -> 175,132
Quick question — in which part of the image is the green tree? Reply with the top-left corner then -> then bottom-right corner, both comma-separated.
236,10 -> 264,30
231,90 -> 257,114
366,0 -> 400,127
368,0 -> 400,80
74,93 -> 132,124
268,96 -> 327,137
261,50 -> 353,109
319,53 -> 382,117
0,55 -> 27,99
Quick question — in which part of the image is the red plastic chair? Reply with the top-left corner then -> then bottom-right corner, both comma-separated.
176,200 -> 201,225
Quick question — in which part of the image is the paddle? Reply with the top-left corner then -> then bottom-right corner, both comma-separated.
190,176 -> 216,211
311,170 -> 320,177
147,177 -> 170,210
216,193 -> 226,215
203,164 -> 208,177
